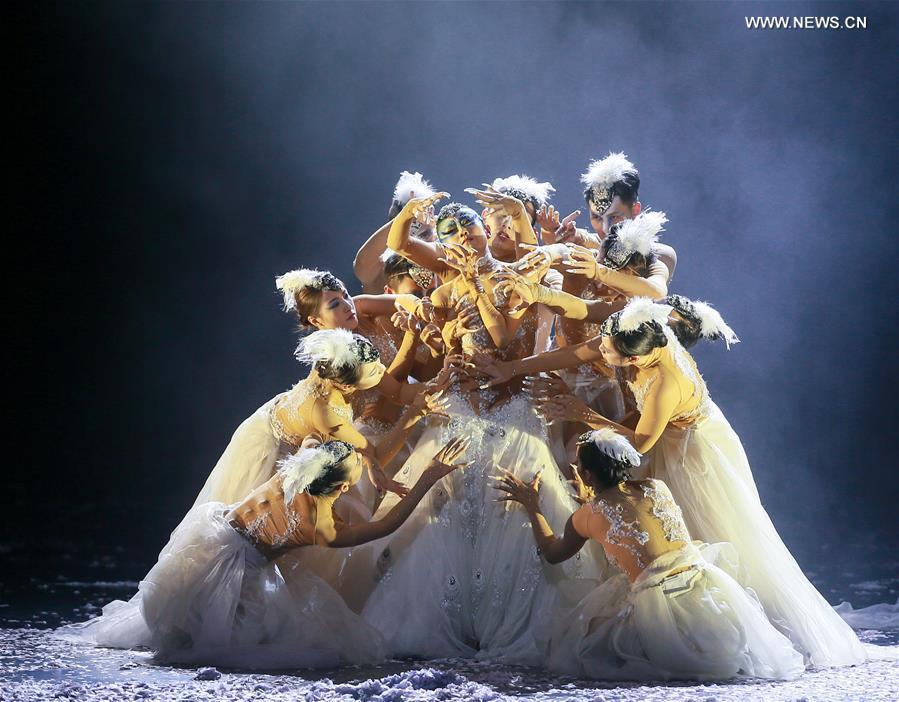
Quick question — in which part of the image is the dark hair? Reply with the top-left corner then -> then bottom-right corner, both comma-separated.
612,321 -> 668,357
436,202 -> 466,224
293,273 -> 346,329
601,222 -> 658,277
306,441 -> 355,496
388,199 -> 403,219
577,441 -> 633,490
313,336 -> 380,386
383,252 -> 413,286
583,171 -> 640,209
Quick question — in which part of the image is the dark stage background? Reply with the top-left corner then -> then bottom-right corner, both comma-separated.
8,1 -> 897,603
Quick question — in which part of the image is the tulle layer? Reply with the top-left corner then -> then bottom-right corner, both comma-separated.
549,542 -> 806,681
647,401 -> 866,667
362,393 -> 610,664
136,503 -> 385,668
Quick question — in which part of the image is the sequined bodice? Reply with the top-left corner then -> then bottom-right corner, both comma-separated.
626,330 -> 711,427
590,480 -> 691,580
270,378 -> 353,444
228,483 -> 324,557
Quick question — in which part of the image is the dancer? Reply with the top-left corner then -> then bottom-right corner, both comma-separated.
494,429 -> 805,681
362,204 -> 609,664
125,437 -> 470,668
354,170 -> 438,293
499,296 -> 866,667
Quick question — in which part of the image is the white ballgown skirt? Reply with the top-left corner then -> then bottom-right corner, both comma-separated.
361,392 -> 612,664
646,401 -> 867,667
549,542 -> 805,681
135,503 -> 384,668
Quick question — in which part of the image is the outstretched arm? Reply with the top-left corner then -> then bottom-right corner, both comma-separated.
353,221 -> 393,292
493,470 -> 587,564
387,193 -> 451,274
324,437 -> 470,547
480,335 -> 605,387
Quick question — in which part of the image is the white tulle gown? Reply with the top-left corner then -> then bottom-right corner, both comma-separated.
636,332 -> 867,667
361,390 -> 612,664
550,539 -> 806,681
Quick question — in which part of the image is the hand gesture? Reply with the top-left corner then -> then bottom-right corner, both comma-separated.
474,352 -> 513,389
420,322 -> 445,357
492,269 -> 539,313
404,192 -> 449,225
465,185 -> 527,221
513,244 -> 553,282
565,244 -> 601,279
523,372 -> 571,401
554,211 -> 587,246
390,308 -> 420,334
363,452 -> 409,498
567,463 -> 594,505
439,242 -> 481,281
411,296 -> 436,324
493,467 -> 543,511
534,394 -> 595,425
425,436 -> 472,481
411,384 -> 450,420
535,204 -> 560,235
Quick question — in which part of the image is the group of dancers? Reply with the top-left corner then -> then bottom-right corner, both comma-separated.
63,153 -> 881,681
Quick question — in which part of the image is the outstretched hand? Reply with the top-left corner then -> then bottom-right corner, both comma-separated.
493,269 -> 539,314
363,452 -> 409,498
513,244 -> 553,282
425,436 -> 472,481
404,192 -> 450,225
523,373 -> 571,401
473,352 -> 514,389
465,185 -> 527,221
493,467 -> 543,511
568,464 -> 594,505
438,242 -> 481,281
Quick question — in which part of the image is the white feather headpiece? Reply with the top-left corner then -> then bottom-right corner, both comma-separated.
580,152 -> 637,190
604,211 -> 667,267
691,300 -> 740,349
580,428 -> 642,467
278,447 -> 332,503
490,175 -> 555,207
275,269 -> 325,312
379,247 -> 398,264
616,297 -> 673,334
294,328 -> 360,369
393,171 -> 435,205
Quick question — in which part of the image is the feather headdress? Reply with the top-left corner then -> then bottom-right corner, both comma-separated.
580,152 -> 639,213
490,175 -> 555,207
393,171 -> 435,206
580,152 -> 637,191
294,328 -> 377,369
602,297 -> 673,337
667,295 -> 740,349
278,441 -> 354,503
578,428 -> 642,467
691,300 -> 740,348
603,210 -> 667,269
275,269 -> 345,312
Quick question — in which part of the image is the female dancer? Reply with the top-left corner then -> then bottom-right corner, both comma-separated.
117,436 -> 469,668
361,202 -> 609,664
494,428 -> 805,681
483,291 -> 867,667
62,328 -> 442,649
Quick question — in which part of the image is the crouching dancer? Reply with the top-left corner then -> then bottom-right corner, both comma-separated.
494,429 -> 804,682
134,437 -> 470,669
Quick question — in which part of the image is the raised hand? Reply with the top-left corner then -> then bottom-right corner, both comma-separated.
512,243 -> 553,282
439,242 -> 481,281
564,244 -> 601,279
535,204 -> 560,235
493,467 -> 543,511
404,192 -> 450,224
425,436 -> 472,481
568,464 -> 594,505
492,269 -> 539,313
465,185 -> 527,221
411,295 -> 436,324
554,211 -> 586,245
390,308 -> 420,334
474,352 -> 514,389
420,322 -> 445,357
